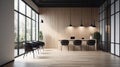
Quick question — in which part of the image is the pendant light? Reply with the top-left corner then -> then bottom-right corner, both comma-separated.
90,8 -> 93,27
80,8 -> 83,26
93,20 -> 96,27
41,19 -> 44,23
69,8 -> 72,26
92,8 -> 96,27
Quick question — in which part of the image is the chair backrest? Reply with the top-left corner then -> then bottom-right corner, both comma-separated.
87,40 -> 95,46
24,43 -> 33,52
73,40 -> 82,45
36,41 -> 45,46
61,40 -> 69,46
32,42 -> 39,48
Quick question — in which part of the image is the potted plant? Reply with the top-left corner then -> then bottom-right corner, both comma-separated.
39,31 -> 43,41
93,32 -> 101,50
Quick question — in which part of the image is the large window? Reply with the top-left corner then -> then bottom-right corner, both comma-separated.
99,0 -> 110,51
14,0 -> 39,57
26,18 -> 31,41
110,0 -> 120,56
99,0 -> 120,56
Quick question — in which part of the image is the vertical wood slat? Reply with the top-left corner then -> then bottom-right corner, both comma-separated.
39,8 -> 99,49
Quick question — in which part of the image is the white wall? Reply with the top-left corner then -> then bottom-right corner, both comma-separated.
23,0 -> 39,13
0,0 -> 14,65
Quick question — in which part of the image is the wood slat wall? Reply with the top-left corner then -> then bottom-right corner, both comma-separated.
39,8 -> 99,49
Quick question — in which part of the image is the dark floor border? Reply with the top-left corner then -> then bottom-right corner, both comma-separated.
0,60 -> 14,67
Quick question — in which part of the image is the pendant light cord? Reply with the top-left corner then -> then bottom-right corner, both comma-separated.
70,8 -> 71,25
69,8 -> 72,26
80,8 -> 83,26
91,8 -> 93,26
93,8 -> 96,27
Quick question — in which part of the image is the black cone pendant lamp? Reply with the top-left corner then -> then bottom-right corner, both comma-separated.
80,8 -> 83,26
90,8 -> 96,27
80,19 -> 83,26
90,8 -> 93,27
92,20 -> 96,27
69,24 -> 72,26
69,8 -> 72,26
92,8 -> 96,27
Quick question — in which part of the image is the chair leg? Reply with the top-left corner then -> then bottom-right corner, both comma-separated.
87,45 -> 89,51
94,45 -> 95,51
74,46 -> 75,51
80,45 -> 82,51
86,45 -> 87,51
38,49 -> 39,54
38,48 -> 40,53
42,46 -> 44,51
23,52 -> 26,58
23,52 -> 28,58
68,46 -> 69,51
61,46 -> 62,51
32,51 -> 35,58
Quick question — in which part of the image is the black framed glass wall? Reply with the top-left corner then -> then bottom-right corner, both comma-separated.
99,0 -> 120,56
14,0 -> 39,57
99,0 -> 111,52
110,0 -> 120,56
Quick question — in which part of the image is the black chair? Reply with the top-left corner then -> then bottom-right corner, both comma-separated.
32,42 -> 39,49
73,40 -> 82,50
36,41 -> 45,51
60,40 -> 69,51
23,43 -> 35,58
32,41 -> 40,54
87,40 -> 95,50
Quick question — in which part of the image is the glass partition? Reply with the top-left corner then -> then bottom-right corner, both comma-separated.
26,18 -> 31,41
100,0 -> 120,56
19,0 -> 25,14
14,0 -> 39,57
14,12 -> 18,57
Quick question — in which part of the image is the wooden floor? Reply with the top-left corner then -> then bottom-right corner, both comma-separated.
3,49 -> 120,67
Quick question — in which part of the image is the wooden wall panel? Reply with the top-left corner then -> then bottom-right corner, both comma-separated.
39,8 -> 99,49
